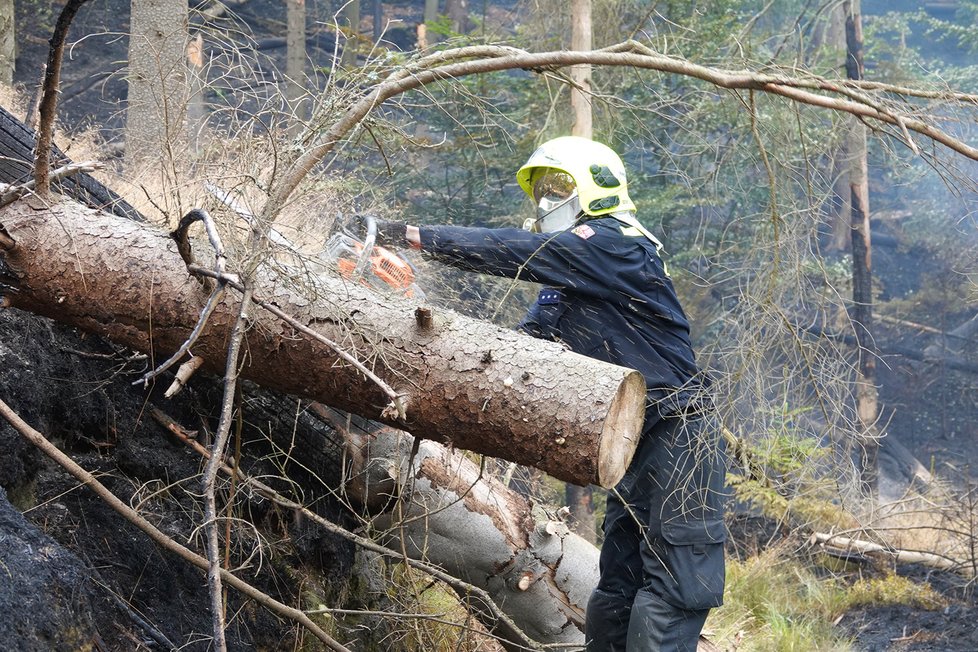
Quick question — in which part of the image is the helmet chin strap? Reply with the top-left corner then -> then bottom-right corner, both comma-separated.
609,210 -> 664,251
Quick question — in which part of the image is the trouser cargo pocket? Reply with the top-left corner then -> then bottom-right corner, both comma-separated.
649,417 -> 728,610
654,518 -> 726,610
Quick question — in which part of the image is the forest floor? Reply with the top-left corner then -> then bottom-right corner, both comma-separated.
843,566 -> 978,651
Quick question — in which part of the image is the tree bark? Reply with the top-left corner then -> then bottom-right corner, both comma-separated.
0,0 -> 13,86
286,0 -> 307,135
0,195 -> 644,488
126,0 -> 190,168
844,0 -> 879,498
326,407 -> 598,647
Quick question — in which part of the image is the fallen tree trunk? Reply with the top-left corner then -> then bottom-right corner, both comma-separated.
809,532 -> 964,573
0,194 -> 644,487
0,300 -> 559,649
0,103 -> 622,647
923,310 -> 978,360
320,405 -> 598,648
0,105 -> 143,222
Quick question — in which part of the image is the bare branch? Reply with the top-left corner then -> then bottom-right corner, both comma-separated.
136,209 -> 231,387
34,0 -> 91,197
186,264 -> 408,417
260,42 -> 978,218
150,406 -> 545,651
202,286 -> 253,652
134,284 -> 226,386
0,161 -> 99,209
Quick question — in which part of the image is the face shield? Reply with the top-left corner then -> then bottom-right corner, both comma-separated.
521,170 -> 583,233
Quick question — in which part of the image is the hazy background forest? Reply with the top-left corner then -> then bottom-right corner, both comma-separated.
1,0 -> 978,650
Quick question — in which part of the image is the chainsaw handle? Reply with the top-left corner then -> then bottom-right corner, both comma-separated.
352,215 -> 378,279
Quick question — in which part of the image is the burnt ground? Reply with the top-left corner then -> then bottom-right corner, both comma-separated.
841,566 -> 978,652
726,515 -> 978,651
816,224 -> 978,650
3,2 -> 978,651
0,306 -> 410,651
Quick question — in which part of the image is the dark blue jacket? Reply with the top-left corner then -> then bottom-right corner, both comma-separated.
419,217 -> 703,417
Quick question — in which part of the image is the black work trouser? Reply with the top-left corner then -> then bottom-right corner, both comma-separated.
585,411 -> 727,651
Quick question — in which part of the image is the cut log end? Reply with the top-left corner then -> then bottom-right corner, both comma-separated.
595,370 -> 646,489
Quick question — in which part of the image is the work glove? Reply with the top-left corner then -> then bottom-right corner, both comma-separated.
352,214 -> 407,248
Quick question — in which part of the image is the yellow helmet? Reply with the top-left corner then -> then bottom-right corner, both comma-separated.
516,136 -> 636,217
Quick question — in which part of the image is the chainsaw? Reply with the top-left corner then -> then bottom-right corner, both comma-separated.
323,215 -> 424,299
204,185 -> 422,298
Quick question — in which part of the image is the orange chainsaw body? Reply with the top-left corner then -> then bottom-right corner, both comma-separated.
326,234 -> 420,298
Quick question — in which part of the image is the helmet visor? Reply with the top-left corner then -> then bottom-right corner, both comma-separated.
524,192 -> 582,233
531,170 -> 576,204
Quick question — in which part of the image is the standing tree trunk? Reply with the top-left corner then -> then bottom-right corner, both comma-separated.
419,0 -> 439,48
286,0 -> 307,135
186,33 -> 206,154
570,0 -> 592,140
372,0 -> 383,43
0,0 -> 13,87
340,0 -> 360,68
445,0 -> 468,34
844,0 -> 879,497
825,3 -> 853,254
566,0 -> 596,544
125,0 -> 190,168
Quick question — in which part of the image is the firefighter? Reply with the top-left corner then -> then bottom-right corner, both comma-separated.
358,136 -> 727,651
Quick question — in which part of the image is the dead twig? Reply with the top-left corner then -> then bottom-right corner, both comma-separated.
0,397 -> 351,652
809,532 -> 962,573
890,628 -> 922,643
149,406 -> 543,651
170,208 -> 228,276
0,161 -> 100,209
165,355 -> 206,398
34,0 -> 91,197
186,264 -> 408,419
133,286 -> 224,387
135,209 -> 231,388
